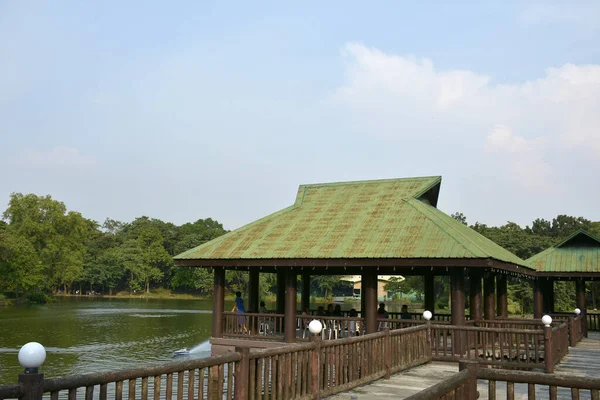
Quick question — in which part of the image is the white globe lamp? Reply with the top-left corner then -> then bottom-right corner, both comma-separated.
574,308 -> 581,316
423,311 -> 432,321
308,319 -> 323,335
542,315 -> 552,327
18,342 -> 46,374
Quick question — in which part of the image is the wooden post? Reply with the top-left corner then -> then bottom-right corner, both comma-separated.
458,361 -> 478,400
276,270 -> 285,334
576,279 -> 588,337
496,274 -> 508,318
248,270 -> 259,334
469,273 -> 482,321
284,271 -> 297,343
533,279 -> 543,319
484,272 -> 496,320
548,280 -> 555,314
424,274 -> 435,315
301,272 -> 311,312
309,336 -> 321,400
451,270 -> 466,355
234,346 -> 250,400
544,325 -> 554,373
213,267 -> 225,338
363,271 -> 378,334
19,373 -> 44,400
384,327 -> 391,379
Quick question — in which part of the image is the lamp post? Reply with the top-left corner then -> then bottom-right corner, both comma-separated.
423,310 -> 432,344
308,320 -> 323,400
18,342 -> 46,400
574,308 -> 581,316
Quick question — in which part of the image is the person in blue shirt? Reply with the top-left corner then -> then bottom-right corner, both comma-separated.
232,291 -> 248,334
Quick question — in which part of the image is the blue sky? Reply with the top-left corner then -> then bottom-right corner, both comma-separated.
1,1 -> 599,230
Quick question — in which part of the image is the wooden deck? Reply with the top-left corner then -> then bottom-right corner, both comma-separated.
327,332 -> 600,400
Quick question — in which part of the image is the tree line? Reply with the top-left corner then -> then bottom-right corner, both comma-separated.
1,192 -> 599,311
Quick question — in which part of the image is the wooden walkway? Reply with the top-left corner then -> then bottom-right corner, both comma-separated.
327,332 -> 600,400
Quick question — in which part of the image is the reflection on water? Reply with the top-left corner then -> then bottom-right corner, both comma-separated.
0,298 -> 214,384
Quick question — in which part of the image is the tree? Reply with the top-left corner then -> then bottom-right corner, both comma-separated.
451,212 -> 467,225
0,232 -> 44,300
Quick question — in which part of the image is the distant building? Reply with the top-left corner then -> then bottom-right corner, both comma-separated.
340,275 -> 404,300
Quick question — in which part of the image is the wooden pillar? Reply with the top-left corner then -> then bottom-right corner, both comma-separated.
451,270 -> 465,356
284,271 -> 297,343
469,273 -> 482,321
360,280 -> 366,317
533,279 -> 543,319
301,272 -> 311,311
212,267 -> 225,338
276,270 -> 285,314
363,271 -> 378,334
424,274 -> 435,315
496,274 -> 508,318
248,270 -> 259,334
451,270 -> 466,326
483,272 -> 495,320
248,270 -> 259,313
576,279 -> 587,337
541,279 -> 554,314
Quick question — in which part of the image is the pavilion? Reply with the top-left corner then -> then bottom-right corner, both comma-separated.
173,176 -> 536,349
528,229 -> 600,332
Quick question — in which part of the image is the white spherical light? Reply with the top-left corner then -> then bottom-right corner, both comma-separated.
542,315 -> 552,327
574,308 -> 581,315
18,342 -> 46,369
308,319 -> 323,335
423,311 -> 432,321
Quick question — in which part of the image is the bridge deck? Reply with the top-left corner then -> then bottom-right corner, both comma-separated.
327,332 -> 600,400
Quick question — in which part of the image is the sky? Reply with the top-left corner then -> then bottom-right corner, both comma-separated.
1,1 -> 599,230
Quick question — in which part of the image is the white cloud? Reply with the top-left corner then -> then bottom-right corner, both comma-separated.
333,43 -> 600,195
18,147 -> 96,167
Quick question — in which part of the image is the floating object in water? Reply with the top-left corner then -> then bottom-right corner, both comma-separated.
173,348 -> 190,356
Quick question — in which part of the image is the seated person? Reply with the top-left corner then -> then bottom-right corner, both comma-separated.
400,304 -> 412,319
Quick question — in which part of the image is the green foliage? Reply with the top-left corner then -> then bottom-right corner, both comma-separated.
26,291 -> 50,304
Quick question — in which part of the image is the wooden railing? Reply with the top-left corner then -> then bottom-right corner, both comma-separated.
407,361 -> 600,399
223,312 -> 365,340
404,362 -> 478,400
223,312 -> 285,338
588,312 -> 600,331
0,353 -> 240,400
430,322 -> 571,373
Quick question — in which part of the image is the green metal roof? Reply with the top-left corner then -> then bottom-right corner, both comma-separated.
527,230 -> 600,273
174,176 -> 528,267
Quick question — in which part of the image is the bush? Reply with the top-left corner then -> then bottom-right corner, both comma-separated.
27,292 -> 50,304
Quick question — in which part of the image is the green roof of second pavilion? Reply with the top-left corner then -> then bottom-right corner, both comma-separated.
527,230 -> 600,275
175,176 -> 529,269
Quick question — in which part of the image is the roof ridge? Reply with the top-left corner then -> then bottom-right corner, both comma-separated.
405,198 -> 527,266
298,176 -> 441,191
403,198 -> 485,257
555,229 -> 600,248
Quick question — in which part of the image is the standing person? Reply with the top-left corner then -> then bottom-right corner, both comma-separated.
377,302 -> 389,330
259,301 -> 269,335
348,308 -> 359,336
232,291 -> 248,334
400,304 -> 412,319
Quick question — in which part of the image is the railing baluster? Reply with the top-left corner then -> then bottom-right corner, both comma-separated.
141,376 -> 148,400
571,387 -> 580,400
128,379 -> 136,400
528,383 -> 535,399
488,380 -> 496,400
85,385 -> 94,400
549,385 -> 558,400
187,369 -> 195,400
68,388 -> 77,400
115,381 -> 123,400
166,373 -> 173,400
100,383 -> 108,400
177,371 -> 184,400
153,375 -> 161,400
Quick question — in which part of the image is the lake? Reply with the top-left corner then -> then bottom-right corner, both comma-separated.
0,297 -> 222,384
0,297 -> 400,385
